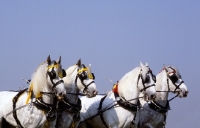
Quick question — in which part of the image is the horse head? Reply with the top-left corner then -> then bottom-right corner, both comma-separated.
164,66 -> 188,97
29,55 -> 66,103
138,62 -> 157,100
63,59 -> 98,98
46,55 -> 67,100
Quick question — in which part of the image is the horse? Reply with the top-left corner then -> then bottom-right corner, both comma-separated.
55,59 -> 98,128
78,62 -> 157,128
134,66 -> 188,128
0,55 -> 67,128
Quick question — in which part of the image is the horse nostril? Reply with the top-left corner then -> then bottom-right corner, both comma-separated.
184,91 -> 188,97
59,92 -> 64,97
151,94 -> 156,99
93,90 -> 98,95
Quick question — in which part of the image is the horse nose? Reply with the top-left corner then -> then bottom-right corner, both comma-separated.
150,94 -> 156,99
57,92 -> 65,100
183,91 -> 189,97
93,90 -> 98,95
59,92 -> 65,97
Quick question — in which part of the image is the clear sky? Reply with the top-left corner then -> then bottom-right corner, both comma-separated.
0,1 -> 199,127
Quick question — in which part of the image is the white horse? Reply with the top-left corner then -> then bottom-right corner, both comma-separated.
78,62 -> 157,128
134,66 -> 188,128
55,59 -> 98,128
0,55 -> 67,128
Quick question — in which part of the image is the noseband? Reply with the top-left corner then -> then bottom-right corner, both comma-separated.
137,69 -> 156,92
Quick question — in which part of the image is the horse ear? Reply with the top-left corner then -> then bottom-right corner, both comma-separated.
47,55 -> 51,65
89,63 -> 91,68
57,56 -> 61,64
164,66 -> 168,72
145,63 -> 148,66
76,59 -> 81,67
140,61 -> 144,68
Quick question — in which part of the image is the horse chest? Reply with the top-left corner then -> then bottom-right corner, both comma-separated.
21,104 -> 46,127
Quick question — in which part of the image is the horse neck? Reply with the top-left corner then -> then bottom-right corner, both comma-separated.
65,84 -> 79,104
41,85 -> 55,104
31,64 -> 55,104
155,70 -> 169,106
64,67 -> 79,104
117,68 -> 140,104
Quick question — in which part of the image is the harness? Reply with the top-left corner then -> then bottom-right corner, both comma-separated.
148,101 -> 170,113
78,68 -> 155,127
12,64 -> 65,128
96,84 -> 141,128
149,67 -> 184,127
12,88 -> 28,128
56,97 -> 82,128
56,65 -> 94,128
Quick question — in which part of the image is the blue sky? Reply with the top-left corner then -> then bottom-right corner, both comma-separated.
0,1 -> 199,127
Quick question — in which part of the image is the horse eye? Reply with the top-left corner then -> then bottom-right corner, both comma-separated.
49,72 -> 56,79
80,72 -> 87,79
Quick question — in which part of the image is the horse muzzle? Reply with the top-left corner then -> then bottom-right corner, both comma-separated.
56,92 -> 66,101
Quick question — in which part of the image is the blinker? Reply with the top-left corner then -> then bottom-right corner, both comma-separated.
58,69 -> 66,78
169,73 -> 178,84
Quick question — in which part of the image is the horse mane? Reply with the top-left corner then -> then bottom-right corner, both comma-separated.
65,64 -> 78,77
29,62 -> 48,98
118,66 -> 141,87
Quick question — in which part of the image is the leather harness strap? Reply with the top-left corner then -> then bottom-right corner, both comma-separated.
12,88 -> 28,128
97,94 -> 109,128
148,101 -> 170,113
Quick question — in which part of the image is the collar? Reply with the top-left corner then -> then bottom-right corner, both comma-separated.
148,101 -> 170,113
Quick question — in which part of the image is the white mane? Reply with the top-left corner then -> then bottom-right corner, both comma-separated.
63,64 -> 78,86
118,67 -> 140,99
30,62 -> 48,98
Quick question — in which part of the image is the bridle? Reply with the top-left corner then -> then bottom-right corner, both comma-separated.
137,68 -> 156,92
75,64 -> 95,93
46,63 -> 66,93
165,67 -> 184,94
156,67 -> 184,101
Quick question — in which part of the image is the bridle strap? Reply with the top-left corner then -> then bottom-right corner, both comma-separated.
75,75 -> 95,93
173,80 -> 184,93
47,71 -> 64,90
137,73 -> 155,92
140,84 -> 155,92
52,80 -> 64,89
